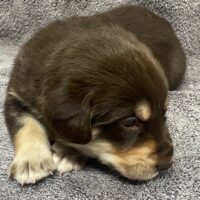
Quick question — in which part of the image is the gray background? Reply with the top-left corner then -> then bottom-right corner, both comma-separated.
0,0 -> 199,199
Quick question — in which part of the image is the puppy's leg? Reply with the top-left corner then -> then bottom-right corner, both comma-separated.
52,142 -> 87,175
4,93 -> 55,185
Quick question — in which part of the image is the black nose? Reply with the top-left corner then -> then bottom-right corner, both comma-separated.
154,136 -> 174,172
157,144 -> 174,158
156,143 -> 173,172
156,161 -> 172,172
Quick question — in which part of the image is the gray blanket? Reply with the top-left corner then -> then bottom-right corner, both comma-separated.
0,0 -> 199,199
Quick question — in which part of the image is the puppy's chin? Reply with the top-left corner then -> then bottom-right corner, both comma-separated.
119,165 -> 158,181
93,140 -> 158,181
65,137 -> 159,181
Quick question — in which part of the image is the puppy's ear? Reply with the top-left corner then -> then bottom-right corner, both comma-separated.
50,101 -> 92,144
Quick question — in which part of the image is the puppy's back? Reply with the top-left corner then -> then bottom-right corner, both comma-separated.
9,4 -> 186,99
99,5 -> 186,90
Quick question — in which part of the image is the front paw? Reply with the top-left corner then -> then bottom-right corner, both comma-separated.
9,154 -> 55,185
52,142 -> 86,175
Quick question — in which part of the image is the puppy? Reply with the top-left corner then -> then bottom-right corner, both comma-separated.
4,5 -> 186,184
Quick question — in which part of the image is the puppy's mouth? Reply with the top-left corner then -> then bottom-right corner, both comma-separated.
98,153 -> 159,181
67,139 -> 173,181
95,141 -> 159,181
116,157 -> 173,181
118,164 -> 159,181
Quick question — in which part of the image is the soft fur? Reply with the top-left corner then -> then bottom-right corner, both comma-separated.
4,5 -> 185,184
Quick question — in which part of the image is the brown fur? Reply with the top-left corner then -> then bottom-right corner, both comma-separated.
4,5 -> 185,183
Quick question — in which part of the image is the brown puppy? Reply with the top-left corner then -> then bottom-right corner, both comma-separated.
4,5 -> 186,184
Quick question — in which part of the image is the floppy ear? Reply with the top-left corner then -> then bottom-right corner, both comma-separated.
43,76 -> 93,144
50,100 -> 92,144
51,101 -> 92,144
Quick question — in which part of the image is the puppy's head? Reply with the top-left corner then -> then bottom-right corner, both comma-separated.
48,26 -> 173,180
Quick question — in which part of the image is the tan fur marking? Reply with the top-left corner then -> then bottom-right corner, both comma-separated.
9,115 -> 55,185
113,140 -> 157,180
117,140 -> 156,163
135,100 -> 151,121
15,115 -> 50,153
66,139 -> 158,180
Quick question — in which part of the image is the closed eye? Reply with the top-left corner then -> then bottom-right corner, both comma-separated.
121,116 -> 138,128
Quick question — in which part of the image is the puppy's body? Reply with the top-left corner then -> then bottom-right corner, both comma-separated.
4,5 -> 185,184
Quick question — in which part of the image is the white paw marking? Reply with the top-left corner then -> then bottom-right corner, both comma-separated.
52,142 -> 86,175
9,150 -> 55,185
53,153 -> 84,175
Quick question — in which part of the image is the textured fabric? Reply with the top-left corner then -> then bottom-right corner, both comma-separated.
0,0 -> 199,199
